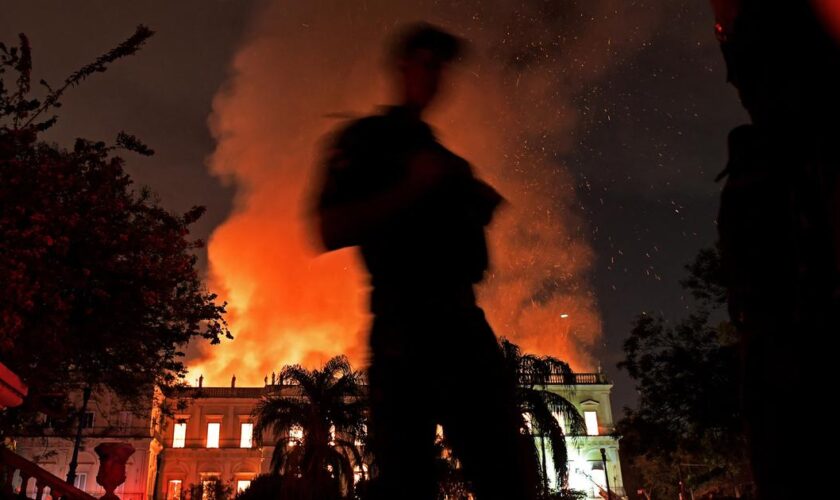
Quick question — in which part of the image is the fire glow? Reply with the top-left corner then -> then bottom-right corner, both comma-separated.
187,1 -> 658,386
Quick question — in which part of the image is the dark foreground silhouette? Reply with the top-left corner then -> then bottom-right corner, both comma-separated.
313,23 -> 538,500
713,1 -> 840,499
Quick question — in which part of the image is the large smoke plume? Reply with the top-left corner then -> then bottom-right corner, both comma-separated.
188,0 -> 660,385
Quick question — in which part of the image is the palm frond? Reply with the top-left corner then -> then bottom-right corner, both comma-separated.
524,390 -> 571,487
270,439 -> 304,475
334,438 -> 366,469
540,392 -> 586,437
252,395 -> 308,444
324,446 -> 357,495
500,337 -> 588,492
322,355 -> 352,377
280,364 -> 317,392
253,358 -> 368,497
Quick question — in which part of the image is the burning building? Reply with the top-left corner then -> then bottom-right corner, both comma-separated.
186,0 -> 634,386
10,370 -> 625,499
155,371 -> 625,499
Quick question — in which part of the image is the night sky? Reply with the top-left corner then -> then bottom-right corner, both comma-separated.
2,1 -> 747,411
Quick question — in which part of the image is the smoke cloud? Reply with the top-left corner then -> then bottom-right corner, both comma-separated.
188,0 -> 661,386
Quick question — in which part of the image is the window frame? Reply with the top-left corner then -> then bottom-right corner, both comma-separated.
73,472 -> 87,492
166,479 -> 183,500
206,421 -> 221,448
239,422 -> 254,449
172,421 -> 187,448
584,410 -> 600,436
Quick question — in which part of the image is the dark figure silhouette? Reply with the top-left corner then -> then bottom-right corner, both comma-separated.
712,1 -> 840,499
313,23 -> 537,500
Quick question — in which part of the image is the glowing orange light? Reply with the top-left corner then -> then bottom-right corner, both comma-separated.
188,2 -> 607,386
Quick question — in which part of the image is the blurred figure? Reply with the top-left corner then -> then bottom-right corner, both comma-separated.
713,1 -> 840,498
312,23 -> 537,500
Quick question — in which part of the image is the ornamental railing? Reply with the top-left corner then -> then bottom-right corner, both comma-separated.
0,447 -> 96,500
521,372 -> 610,385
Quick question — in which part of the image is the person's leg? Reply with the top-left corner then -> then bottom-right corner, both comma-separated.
742,320 -> 811,500
368,317 -> 438,500
439,307 -> 538,500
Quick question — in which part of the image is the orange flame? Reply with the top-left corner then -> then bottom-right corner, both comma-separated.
188,1 -> 659,386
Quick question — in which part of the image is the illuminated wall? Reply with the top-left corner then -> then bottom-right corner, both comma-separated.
155,374 -> 625,499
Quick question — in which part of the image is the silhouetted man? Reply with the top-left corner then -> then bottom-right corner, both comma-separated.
313,23 -> 537,500
713,1 -> 840,498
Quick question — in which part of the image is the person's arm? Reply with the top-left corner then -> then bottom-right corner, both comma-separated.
317,149 -> 448,250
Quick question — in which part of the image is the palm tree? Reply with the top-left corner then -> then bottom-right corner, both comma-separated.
252,356 -> 367,500
499,338 -> 586,496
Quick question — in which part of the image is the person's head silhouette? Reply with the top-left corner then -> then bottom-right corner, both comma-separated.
389,23 -> 464,114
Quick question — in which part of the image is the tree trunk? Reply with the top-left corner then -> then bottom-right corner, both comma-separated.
66,384 -> 92,485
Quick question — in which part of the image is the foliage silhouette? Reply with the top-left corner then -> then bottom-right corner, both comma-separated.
252,356 -> 366,500
617,247 -> 749,498
499,338 -> 585,494
0,26 -> 230,482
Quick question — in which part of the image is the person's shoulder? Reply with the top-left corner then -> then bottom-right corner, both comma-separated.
331,113 -> 389,149
320,113 -> 387,176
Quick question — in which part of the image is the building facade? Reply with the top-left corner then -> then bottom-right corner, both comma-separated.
12,388 -> 162,500
156,386 -> 270,499
155,372 -> 625,500
540,372 -> 626,499
11,372 -> 625,499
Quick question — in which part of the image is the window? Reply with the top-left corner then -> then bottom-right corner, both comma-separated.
590,465 -> 607,497
82,411 -> 95,429
118,411 -> 131,431
353,464 -> 369,484
202,480 -> 214,500
73,473 -> 87,492
236,480 -> 252,493
166,480 -> 182,500
584,411 -> 599,436
206,422 -> 220,448
240,422 -> 254,448
290,425 -> 303,439
172,422 -> 187,448
355,423 -> 367,448
201,478 -> 222,500
288,424 -> 303,446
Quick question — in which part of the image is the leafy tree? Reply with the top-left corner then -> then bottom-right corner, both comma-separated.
499,338 -> 585,496
617,247 -> 750,499
252,356 -> 367,500
0,27 -> 230,481
252,347 -> 583,499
